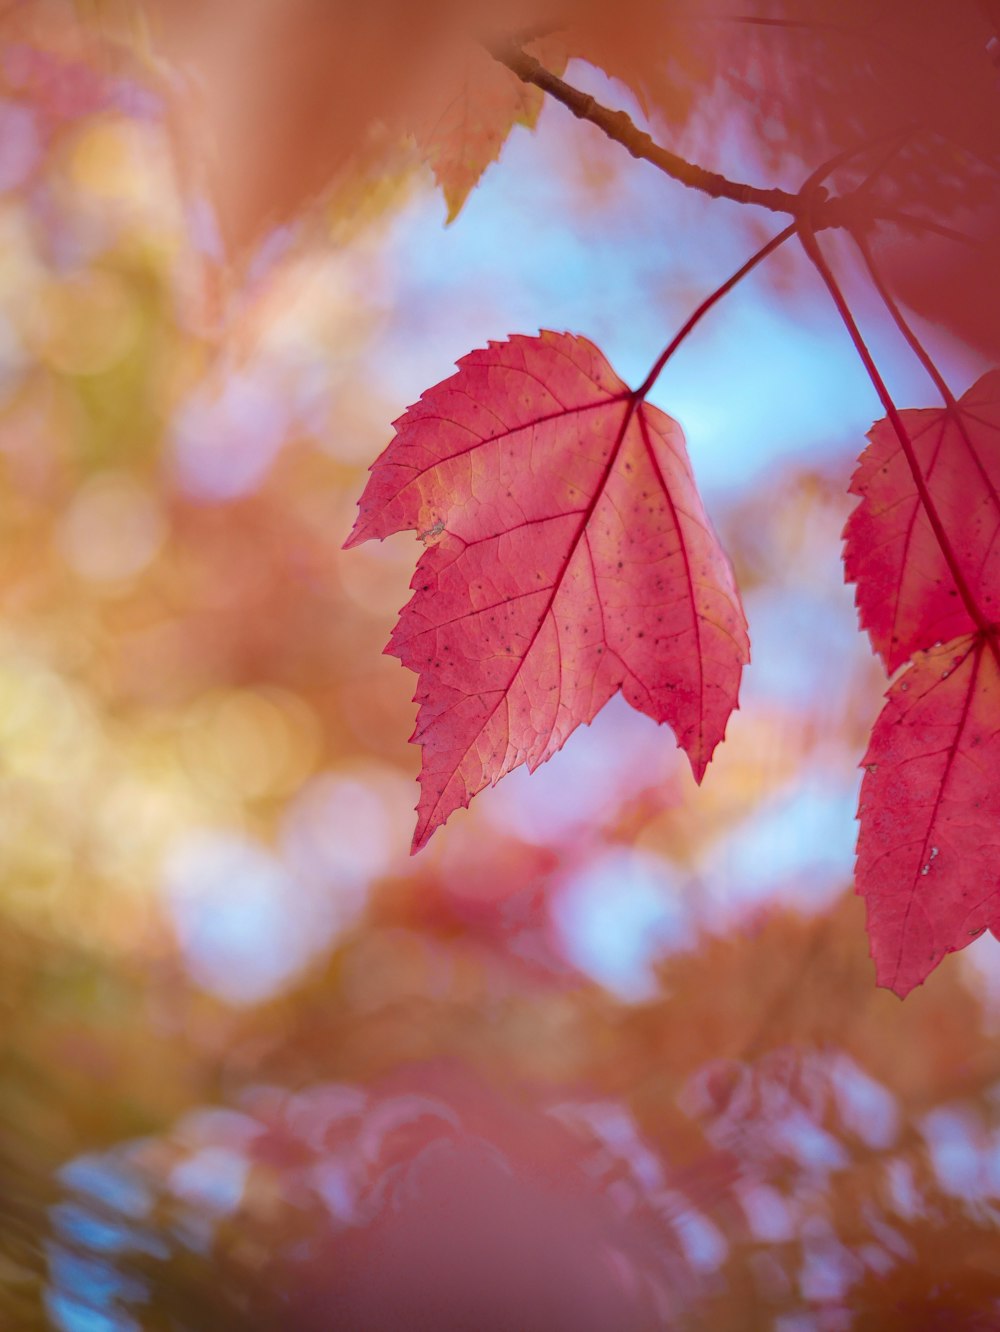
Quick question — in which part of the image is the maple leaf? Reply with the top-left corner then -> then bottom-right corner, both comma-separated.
347,331 -> 748,851
856,635 -> 1000,997
415,33 -> 566,223
843,369 -> 1000,674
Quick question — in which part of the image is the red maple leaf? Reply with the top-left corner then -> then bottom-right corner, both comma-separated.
844,369 -> 1000,674
856,636 -> 1000,997
846,368 -> 1000,994
347,332 -> 748,850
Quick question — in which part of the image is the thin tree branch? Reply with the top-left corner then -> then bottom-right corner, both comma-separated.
716,14 -> 862,32
873,211 -> 979,246
852,133 -> 916,199
488,38 -> 803,215
488,38 -> 951,245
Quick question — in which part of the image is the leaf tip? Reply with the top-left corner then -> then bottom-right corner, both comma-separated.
878,970 -> 920,1001
686,745 -> 711,786
410,809 -> 440,855
342,511 -> 371,550
442,185 -> 469,225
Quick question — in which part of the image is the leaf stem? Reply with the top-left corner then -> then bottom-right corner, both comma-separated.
635,224 -> 796,400
875,212 -> 979,246
799,223 -> 997,652
850,229 -> 959,410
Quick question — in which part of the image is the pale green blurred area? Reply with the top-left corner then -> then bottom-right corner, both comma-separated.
2,4 -> 1000,1330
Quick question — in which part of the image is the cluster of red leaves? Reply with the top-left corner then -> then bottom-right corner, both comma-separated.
350,351 -> 1000,999
338,5 -> 1000,998
66,0 -> 994,994
845,371 -> 1000,997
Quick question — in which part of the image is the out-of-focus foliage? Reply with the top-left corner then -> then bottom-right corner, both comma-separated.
61,0 -> 1000,359
123,0 -> 1000,358
11,895 -> 1000,1329
0,2 -> 998,1329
